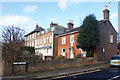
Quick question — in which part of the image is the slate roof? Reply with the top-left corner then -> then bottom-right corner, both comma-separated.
58,27 -> 80,37
58,19 -> 117,37
99,19 -> 117,34
64,27 -> 80,34
24,27 -> 45,37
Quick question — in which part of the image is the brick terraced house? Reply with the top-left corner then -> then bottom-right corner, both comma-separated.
57,6 -> 117,61
35,22 -> 67,60
24,24 -> 44,47
57,20 -> 86,59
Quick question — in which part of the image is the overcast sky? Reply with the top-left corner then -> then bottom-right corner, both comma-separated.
0,0 -> 118,35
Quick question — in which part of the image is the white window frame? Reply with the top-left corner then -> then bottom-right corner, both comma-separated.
49,36 -> 51,43
62,48 -> 65,56
110,34 -> 113,43
38,40 -> 39,45
40,39 -> 42,44
44,38 -> 46,43
62,36 -> 66,44
36,40 -> 37,45
47,37 -> 49,43
70,34 -> 74,43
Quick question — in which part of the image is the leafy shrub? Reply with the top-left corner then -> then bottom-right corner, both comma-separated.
54,56 -> 60,60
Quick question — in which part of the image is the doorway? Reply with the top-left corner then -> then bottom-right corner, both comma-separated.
68,47 -> 74,59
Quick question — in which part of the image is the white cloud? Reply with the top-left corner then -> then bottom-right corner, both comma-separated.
58,0 -> 68,10
110,12 -> 118,20
24,5 -> 38,12
58,0 -> 79,10
0,15 -> 32,27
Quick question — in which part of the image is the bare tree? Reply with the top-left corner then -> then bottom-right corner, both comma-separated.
1,26 -> 25,62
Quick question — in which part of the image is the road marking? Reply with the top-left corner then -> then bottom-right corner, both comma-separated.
69,72 -> 84,76
53,69 -> 100,79
54,75 -> 66,79
84,69 -> 100,74
108,75 -> 120,80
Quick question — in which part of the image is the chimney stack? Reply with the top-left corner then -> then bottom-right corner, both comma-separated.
36,23 -> 39,29
67,20 -> 74,30
103,5 -> 110,20
50,22 -> 57,27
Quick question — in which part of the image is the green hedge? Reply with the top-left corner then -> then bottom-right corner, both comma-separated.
20,46 -> 35,53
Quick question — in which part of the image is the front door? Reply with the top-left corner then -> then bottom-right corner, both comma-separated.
68,48 -> 74,59
70,48 -> 74,58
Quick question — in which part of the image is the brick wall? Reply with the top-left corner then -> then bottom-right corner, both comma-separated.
3,58 -> 96,76
53,34 -> 58,56
96,20 -> 117,61
29,58 -> 96,72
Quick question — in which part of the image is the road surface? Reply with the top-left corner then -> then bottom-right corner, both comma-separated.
52,67 -> 120,80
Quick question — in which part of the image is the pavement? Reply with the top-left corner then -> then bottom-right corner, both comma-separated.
1,62 -> 110,80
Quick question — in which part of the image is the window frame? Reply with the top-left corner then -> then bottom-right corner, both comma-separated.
40,39 -> 42,44
70,34 -> 74,43
44,38 -> 46,43
47,37 -> 49,43
49,36 -> 51,43
110,34 -> 113,43
62,48 -> 65,56
62,36 -> 66,44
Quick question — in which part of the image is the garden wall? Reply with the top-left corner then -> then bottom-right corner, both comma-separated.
2,57 -> 96,76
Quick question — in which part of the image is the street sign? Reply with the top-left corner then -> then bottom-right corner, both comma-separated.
103,48 -> 105,53
13,62 -> 26,65
12,62 -> 27,74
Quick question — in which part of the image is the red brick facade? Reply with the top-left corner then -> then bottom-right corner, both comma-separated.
58,32 -> 81,58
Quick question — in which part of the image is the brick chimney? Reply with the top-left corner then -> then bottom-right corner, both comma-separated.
50,22 -> 57,27
36,23 -> 39,29
67,20 -> 74,30
103,5 -> 110,20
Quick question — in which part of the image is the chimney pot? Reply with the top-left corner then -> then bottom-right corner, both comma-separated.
103,5 -> 110,20
50,22 -> 57,27
67,20 -> 74,30
36,23 -> 39,29
105,5 -> 108,10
